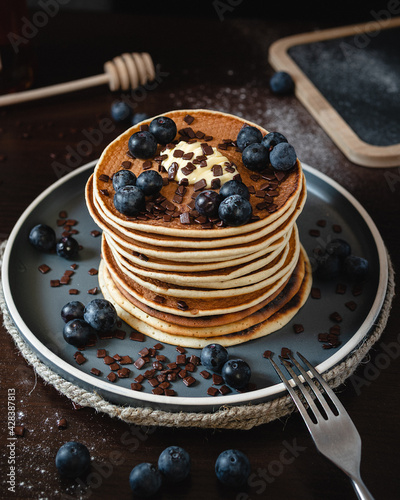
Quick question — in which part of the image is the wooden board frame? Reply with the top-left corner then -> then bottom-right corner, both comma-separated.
268,17 -> 400,168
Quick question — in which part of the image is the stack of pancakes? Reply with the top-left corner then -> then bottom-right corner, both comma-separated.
85,109 -> 311,348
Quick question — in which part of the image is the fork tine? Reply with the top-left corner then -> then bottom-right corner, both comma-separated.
296,351 -> 347,415
268,355 -> 316,429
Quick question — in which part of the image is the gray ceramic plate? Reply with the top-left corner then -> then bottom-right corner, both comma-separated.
2,161 -> 388,412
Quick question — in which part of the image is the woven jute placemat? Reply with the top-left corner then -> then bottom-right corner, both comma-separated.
0,240 -> 395,430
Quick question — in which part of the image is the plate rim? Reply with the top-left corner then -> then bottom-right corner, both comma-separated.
1,161 -> 389,409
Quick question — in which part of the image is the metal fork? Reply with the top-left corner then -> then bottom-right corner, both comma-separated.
269,351 -> 374,500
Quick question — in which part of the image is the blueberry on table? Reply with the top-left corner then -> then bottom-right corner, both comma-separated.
131,112 -> 150,126
236,126 -> 263,152
63,319 -> 92,347
215,449 -> 251,488
344,255 -> 369,281
55,441 -> 91,478
195,190 -> 222,217
326,238 -> 352,260
128,130 -> 158,159
242,143 -> 269,172
269,142 -> 297,171
149,116 -> 177,145
56,236 -> 79,259
29,224 -> 56,252
218,195 -> 252,227
129,463 -> 162,497
110,100 -> 132,123
113,185 -> 145,216
221,358 -> 251,389
158,446 -> 191,483
136,169 -> 163,196
219,180 -> 250,201
83,298 -> 117,332
261,131 -> 288,151
61,301 -> 85,323
200,343 -> 228,373
269,71 -> 295,95
112,169 -> 137,192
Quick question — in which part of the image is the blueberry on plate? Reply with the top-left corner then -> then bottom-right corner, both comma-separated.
344,255 -> 369,281
218,195 -> 252,227
128,130 -> 157,159
221,358 -> 251,389
219,180 -> 250,201
63,318 -> 93,347
215,449 -> 251,488
149,116 -> 177,145
261,131 -> 288,151
326,238 -> 351,260
113,185 -> 145,216
242,143 -> 269,172
200,343 -> 228,373
131,112 -> 150,126
269,142 -> 297,171
236,126 -> 263,152
158,446 -> 191,483
135,169 -> 163,196
269,71 -> 295,95
195,190 -> 222,217
56,236 -> 79,259
110,100 -> 131,123
112,169 -> 137,192
55,441 -> 91,478
83,299 -> 117,332
29,224 -> 56,252
315,253 -> 341,280
129,463 -> 162,497
61,301 -> 85,323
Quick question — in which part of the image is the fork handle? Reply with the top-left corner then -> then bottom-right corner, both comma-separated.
351,475 -> 375,500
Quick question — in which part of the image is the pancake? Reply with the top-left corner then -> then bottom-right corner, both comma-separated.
90,109 -> 303,238
99,248 -> 312,347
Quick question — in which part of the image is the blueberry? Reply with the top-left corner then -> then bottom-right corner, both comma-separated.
63,319 -> 93,347
149,116 -> 177,145
136,170 -> 163,196
269,71 -> 295,95
218,195 -> 252,227
344,255 -> 369,281
326,238 -> 352,260
112,169 -> 137,192
83,299 -> 117,332
236,126 -> 263,152
242,143 -> 269,172
131,112 -> 149,126
215,449 -> 251,488
110,100 -> 131,122
29,224 -> 56,252
195,190 -> 222,218
200,344 -> 228,373
55,441 -> 91,478
158,446 -> 191,483
128,130 -> 157,159
315,253 -> 341,280
261,131 -> 288,151
56,236 -> 79,259
219,180 -> 250,201
221,358 -> 251,389
269,142 -> 297,171
61,301 -> 85,323
114,185 -> 145,216
129,463 -> 162,497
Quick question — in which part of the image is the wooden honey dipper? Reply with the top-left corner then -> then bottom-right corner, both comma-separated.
0,52 -> 155,107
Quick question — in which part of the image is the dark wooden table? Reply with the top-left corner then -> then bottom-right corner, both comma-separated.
1,8 -> 399,500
